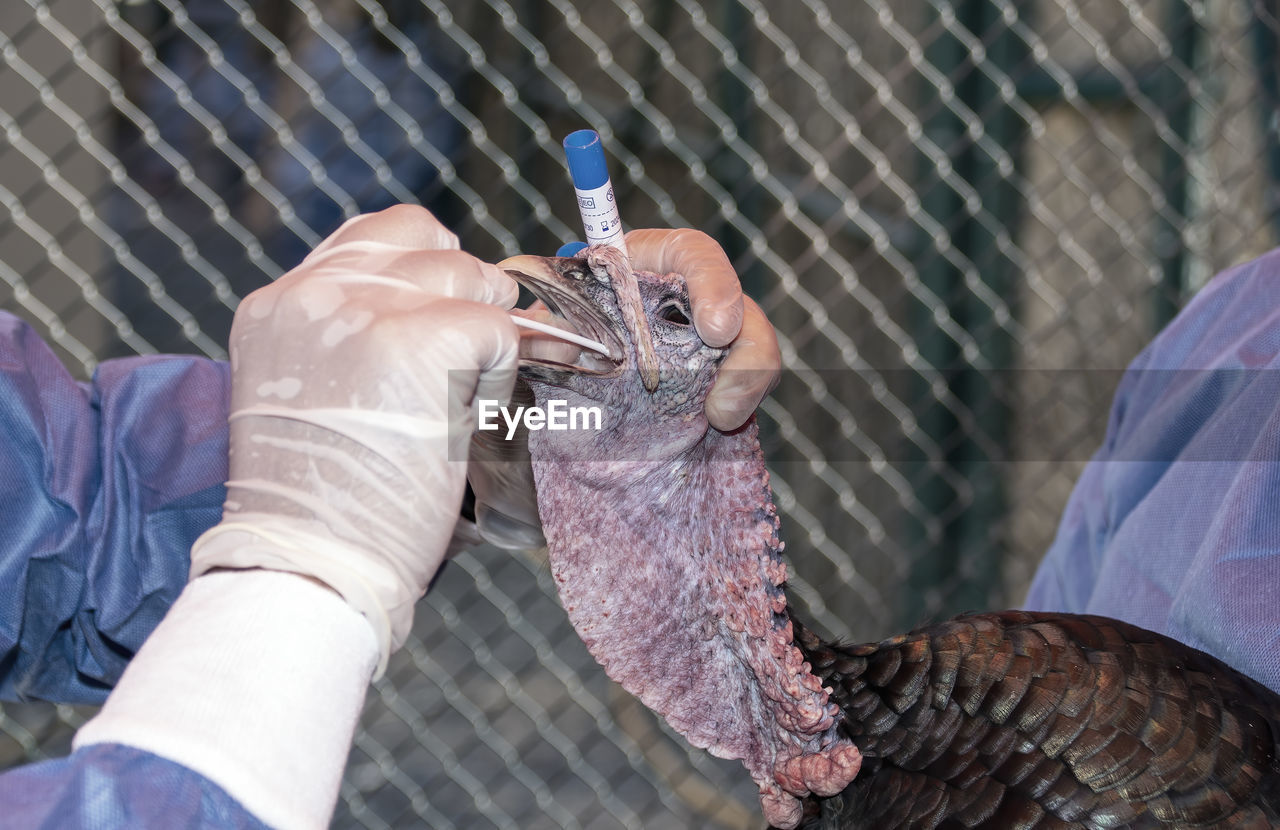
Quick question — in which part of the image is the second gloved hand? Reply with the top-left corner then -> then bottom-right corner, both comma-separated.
190,206 -> 520,675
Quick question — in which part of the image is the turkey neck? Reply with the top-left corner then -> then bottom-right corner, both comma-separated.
529,414 -> 861,829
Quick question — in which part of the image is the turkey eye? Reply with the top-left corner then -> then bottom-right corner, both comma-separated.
658,302 -> 691,326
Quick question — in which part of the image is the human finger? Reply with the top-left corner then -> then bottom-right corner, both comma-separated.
297,246 -> 520,308
705,294 -> 781,431
625,227 -> 744,348
306,204 -> 460,261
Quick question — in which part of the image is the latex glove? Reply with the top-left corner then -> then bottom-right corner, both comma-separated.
626,227 -> 781,430
470,228 -> 781,551
189,205 -> 520,675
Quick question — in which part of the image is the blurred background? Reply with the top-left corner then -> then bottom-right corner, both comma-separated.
0,0 -> 1276,827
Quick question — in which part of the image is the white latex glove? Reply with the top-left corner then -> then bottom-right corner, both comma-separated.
467,377 -> 545,549
470,228 -> 781,551
189,205 -> 520,675
625,227 -> 780,429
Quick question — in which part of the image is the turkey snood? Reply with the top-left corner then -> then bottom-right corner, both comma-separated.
501,247 -> 860,829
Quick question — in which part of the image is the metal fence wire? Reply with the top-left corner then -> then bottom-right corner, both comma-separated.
1,0 -> 1277,827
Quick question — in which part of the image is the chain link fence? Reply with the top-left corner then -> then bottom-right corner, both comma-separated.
1,0 -> 1277,827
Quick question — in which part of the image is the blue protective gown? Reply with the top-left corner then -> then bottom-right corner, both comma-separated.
0,312 -> 250,827
0,313 -> 229,705
1025,247 -> 1280,693
0,744 -> 268,829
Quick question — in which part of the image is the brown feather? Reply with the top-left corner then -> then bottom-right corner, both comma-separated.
796,612 -> 1280,829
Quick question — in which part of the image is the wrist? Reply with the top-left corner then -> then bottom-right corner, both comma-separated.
201,565 -> 341,598
74,570 -> 378,830
190,521 -> 403,676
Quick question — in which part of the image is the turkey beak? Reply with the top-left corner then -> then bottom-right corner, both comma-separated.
498,255 -> 624,380
501,252 -> 661,392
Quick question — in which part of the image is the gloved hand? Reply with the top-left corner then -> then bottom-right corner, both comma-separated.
625,227 -> 781,429
470,227 -> 781,550
189,205 -> 520,675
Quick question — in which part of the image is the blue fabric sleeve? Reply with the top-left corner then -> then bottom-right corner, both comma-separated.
0,312 -> 229,703
0,743 -> 268,829
1025,247 -> 1280,693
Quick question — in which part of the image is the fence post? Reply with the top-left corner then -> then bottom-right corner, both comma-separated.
904,0 -> 1026,628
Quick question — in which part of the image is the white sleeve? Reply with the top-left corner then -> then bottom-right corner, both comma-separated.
73,569 -> 379,830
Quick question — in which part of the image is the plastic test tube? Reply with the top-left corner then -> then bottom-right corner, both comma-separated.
562,129 -> 629,256
505,129 -> 630,358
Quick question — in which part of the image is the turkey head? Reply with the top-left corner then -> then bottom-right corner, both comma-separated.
500,246 -> 860,829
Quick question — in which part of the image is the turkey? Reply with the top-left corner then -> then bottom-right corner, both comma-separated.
498,247 -> 1280,829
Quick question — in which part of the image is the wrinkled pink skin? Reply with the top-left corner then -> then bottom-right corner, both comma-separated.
519,249 -> 861,829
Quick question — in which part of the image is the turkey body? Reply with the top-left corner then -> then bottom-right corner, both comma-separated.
500,249 -> 1280,830
796,611 -> 1280,829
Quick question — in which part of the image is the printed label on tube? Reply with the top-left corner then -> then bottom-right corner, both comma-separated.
573,182 -> 628,253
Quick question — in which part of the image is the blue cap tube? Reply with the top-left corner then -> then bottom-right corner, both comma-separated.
562,130 -> 628,254
563,129 -> 610,190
